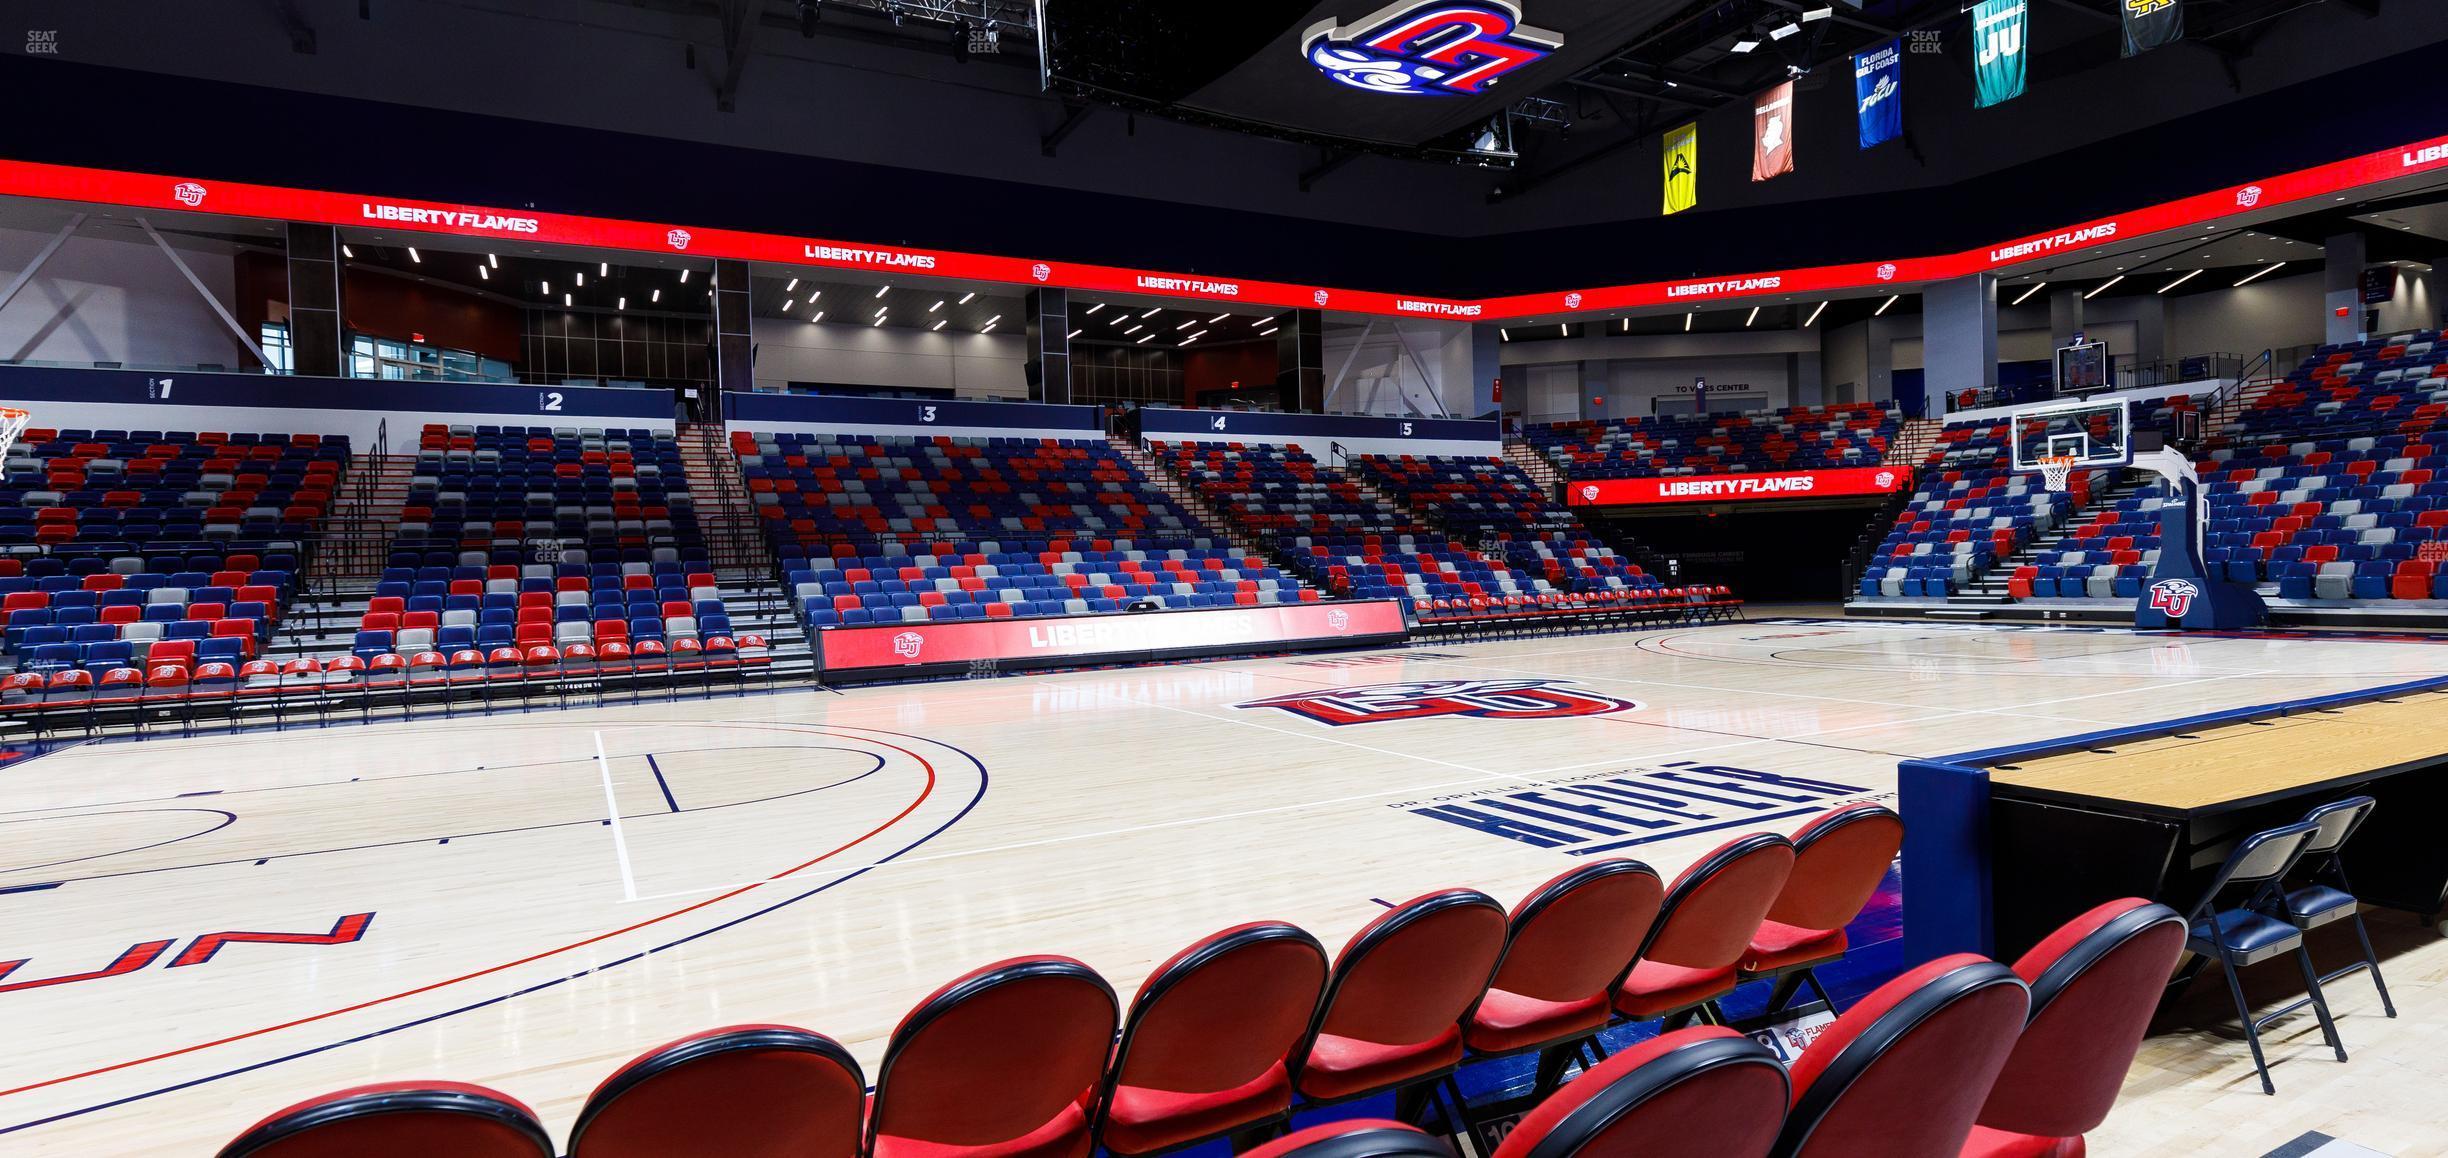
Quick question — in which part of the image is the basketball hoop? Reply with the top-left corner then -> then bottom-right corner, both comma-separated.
0,408 -> 29,461
2037,454 -> 2079,493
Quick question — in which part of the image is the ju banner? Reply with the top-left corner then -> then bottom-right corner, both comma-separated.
2121,0 -> 2182,57
1663,122 -> 1698,215
1854,40 -> 1902,149
1972,0 -> 2028,109
1751,82 -> 1795,182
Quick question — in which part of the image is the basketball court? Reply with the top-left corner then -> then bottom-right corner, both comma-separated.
4,618 -> 2444,1155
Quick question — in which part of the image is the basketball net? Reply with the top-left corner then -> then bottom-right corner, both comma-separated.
0,408 -> 29,462
2037,454 -> 2078,493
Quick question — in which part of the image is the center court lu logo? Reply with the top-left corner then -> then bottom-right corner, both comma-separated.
1237,678 -> 1637,726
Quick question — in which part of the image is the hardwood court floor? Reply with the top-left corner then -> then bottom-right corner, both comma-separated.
2,619 -> 2444,1154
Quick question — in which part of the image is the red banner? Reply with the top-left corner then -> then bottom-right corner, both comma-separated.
816,600 -> 1408,673
1566,465 -> 1909,507
1,129 -> 2443,322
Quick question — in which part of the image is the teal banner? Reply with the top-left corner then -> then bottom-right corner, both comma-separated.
1972,0 -> 2028,109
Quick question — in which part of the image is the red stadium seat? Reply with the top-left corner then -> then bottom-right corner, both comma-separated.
1614,834 -> 1795,1025
1096,923 -> 1329,1155
867,956 -> 1118,1158
1466,859 -> 1661,1093
1242,1121 -> 1450,1158
1490,1027 -> 1788,1158
215,1082 -> 554,1158
1963,900 -> 2187,1158
1291,889 -> 1508,1114
1741,804 -> 1905,1013
568,1025 -> 864,1158
1774,955 -> 2030,1158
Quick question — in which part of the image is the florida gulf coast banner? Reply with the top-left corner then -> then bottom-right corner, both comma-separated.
1972,0 -> 2028,109
1854,40 -> 1901,149
1663,122 -> 1698,216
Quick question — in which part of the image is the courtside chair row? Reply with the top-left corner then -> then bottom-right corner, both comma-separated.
1249,897 -> 2187,1158
218,804 -> 1914,1158
219,894 -> 2190,1158
2174,795 -> 2396,1095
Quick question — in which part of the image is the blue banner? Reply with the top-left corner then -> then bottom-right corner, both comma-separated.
1854,40 -> 1902,149
722,392 -> 1100,433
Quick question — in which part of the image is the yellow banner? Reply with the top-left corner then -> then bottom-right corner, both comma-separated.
1663,122 -> 1698,215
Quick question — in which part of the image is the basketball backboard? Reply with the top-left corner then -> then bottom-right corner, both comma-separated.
2010,397 -> 2132,476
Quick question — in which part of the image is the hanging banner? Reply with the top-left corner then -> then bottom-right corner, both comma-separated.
1972,0 -> 2028,109
2121,0 -> 2183,57
1663,122 -> 1698,215
1751,82 -> 1796,182
1854,40 -> 1902,149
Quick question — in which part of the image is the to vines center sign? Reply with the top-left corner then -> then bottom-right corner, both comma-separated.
1568,466 -> 1908,507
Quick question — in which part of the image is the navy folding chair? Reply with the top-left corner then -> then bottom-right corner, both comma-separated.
2178,819 -> 2346,1094
2261,796 -> 2395,1020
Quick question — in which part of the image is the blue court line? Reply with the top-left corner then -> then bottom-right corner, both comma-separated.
0,882 -> 62,896
0,727 -> 991,1139
1937,672 -> 2448,768
643,753 -> 679,813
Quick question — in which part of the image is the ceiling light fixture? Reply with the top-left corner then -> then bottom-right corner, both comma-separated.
1258,326 -> 1279,336
1745,306 -> 1759,327
618,297 -> 627,310
983,314 -> 1002,329
1800,6 -> 1833,21
1874,295 -> 1899,315
2083,275 -> 2125,299
1175,319 -> 1197,330
542,281 -> 552,295
1181,330 -> 1207,346
1140,307 -> 1161,318
959,291 -> 977,304
340,244 -> 354,258
679,269 -> 690,283
932,320 -> 947,331
930,300 -> 945,313
2234,262 -> 2288,287
1209,313 -> 1231,323
1136,334 -> 1155,344
487,253 -> 498,269
574,271 -> 584,286
563,293 -> 572,307
1068,328 -> 1082,339
785,278 -> 799,292
2157,269 -> 2203,294
1804,301 -> 1828,327
812,310 -> 823,322
2010,281 -> 2048,306
1683,312 -> 1694,331
600,262 -> 609,276
781,299 -> 794,311
1769,22 -> 1800,39
478,266 -> 489,281
874,285 -> 890,298
1499,328 -> 1511,340
1731,38 -> 1759,53
1086,303 -> 1105,315
406,247 -> 421,263
651,289 -> 660,302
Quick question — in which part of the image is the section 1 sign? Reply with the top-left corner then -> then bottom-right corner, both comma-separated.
1567,466 -> 1908,506
816,600 -> 1409,678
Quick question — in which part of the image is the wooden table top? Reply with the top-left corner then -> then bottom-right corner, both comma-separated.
1987,690 -> 2448,816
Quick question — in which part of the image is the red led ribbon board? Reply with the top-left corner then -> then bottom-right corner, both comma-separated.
1565,465 -> 1910,506
816,600 -> 1409,676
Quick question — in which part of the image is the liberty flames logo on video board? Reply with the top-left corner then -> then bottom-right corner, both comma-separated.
1302,1 -> 1564,97
1238,678 -> 1636,726
2147,578 -> 2200,620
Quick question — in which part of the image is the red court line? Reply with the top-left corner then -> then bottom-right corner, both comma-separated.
0,722 -> 942,1100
